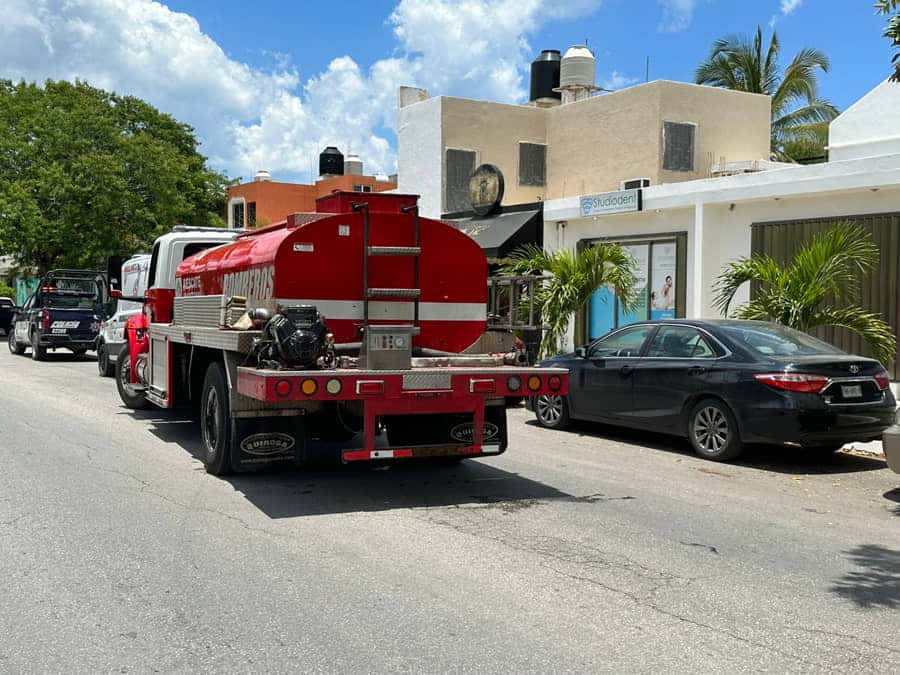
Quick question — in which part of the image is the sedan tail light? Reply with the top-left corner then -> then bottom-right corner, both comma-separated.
41,309 -> 51,331
754,372 -> 830,394
875,367 -> 891,391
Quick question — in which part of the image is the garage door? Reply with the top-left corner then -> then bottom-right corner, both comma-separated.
751,213 -> 900,378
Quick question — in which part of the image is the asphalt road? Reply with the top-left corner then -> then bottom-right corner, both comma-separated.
1,346 -> 898,672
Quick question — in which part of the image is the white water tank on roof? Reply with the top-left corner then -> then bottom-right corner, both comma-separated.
254,169 -> 272,182
345,154 -> 363,175
560,45 -> 596,89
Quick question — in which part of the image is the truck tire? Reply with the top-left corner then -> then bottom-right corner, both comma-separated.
8,330 -> 25,355
116,343 -> 149,410
97,342 -> 115,377
30,331 -> 45,361
200,363 -> 232,476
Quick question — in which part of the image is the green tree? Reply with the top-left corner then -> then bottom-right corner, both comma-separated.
0,280 -> 14,301
502,243 -> 637,358
0,80 -> 230,273
877,0 -> 900,81
695,26 -> 839,162
713,223 -> 896,364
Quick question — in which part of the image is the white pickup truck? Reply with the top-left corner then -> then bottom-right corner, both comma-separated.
97,254 -> 150,377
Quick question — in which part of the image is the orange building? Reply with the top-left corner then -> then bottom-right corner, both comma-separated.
227,168 -> 397,228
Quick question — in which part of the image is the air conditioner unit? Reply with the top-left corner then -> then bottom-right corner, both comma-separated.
621,178 -> 651,190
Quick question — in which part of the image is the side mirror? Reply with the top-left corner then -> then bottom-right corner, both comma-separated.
575,346 -> 587,359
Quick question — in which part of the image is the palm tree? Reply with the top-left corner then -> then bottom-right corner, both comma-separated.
695,26 -> 839,162
713,223 -> 895,364
876,0 -> 900,81
502,243 -> 637,358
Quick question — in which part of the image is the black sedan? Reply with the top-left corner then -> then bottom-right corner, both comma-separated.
530,320 -> 896,461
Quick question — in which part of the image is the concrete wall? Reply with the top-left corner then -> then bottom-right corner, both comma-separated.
396,81 -> 770,216
398,95 -> 443,217
830,79 -> 900,161
440,97 -> 547,210
545,84 -> 662,198
656,82 -> 771,185
545,81 -> 770,198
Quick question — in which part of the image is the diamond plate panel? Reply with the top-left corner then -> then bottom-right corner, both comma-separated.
402,371 -> 452,391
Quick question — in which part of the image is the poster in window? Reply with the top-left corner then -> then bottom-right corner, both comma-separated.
589,284 -> 615,340
650,242 -> 677,319
617,244 -> 650,327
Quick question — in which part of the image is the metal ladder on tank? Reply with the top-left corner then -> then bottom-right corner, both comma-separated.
352,202 -> 422,334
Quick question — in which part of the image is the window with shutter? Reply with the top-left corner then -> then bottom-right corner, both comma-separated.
519,142 -> 546,186
663,122 -> 695,172
445,149 -> 476,213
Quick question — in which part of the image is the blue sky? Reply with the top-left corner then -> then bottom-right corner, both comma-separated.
3,1 -> 893,181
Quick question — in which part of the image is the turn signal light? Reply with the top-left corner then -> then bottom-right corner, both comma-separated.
301,379 -> 318,396
356,380 -> 385,395
875,368 -> 891,391
527,375 -> 542,392
754,373 -> 829,394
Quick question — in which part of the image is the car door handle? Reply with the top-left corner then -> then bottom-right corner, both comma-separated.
619,365 -> 634,377
688,365 -> 707,376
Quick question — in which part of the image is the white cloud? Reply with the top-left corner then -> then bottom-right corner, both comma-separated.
0,0 -> 602,181
780,0 -> 803,15
601,71 -> 640,90
657,0 -> 699,33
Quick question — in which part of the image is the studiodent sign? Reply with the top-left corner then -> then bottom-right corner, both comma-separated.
579,189 -> 642,217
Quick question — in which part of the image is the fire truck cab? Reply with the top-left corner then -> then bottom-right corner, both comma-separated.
116,193 -> 567,475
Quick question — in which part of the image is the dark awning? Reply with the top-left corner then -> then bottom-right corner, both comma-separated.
451,209 -> 541,260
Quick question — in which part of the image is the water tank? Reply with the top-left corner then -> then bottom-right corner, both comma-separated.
560,45 -> 596,89
529,50 -> 561,105
345,153 -> 363,176
254,169 -> 272,182
319,146 -> 344,177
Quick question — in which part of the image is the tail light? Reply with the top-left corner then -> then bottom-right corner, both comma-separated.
356,380 -> 385,395
875,367 -> 891,391
548,375 -> 562,392
754,372 -> 829,394
41,309 -> 51,331
469,378 -> 496,394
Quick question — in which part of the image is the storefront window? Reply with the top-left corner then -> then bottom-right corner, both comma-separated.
588,239 -> 680,340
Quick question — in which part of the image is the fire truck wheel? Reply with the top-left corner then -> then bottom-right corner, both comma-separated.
200,363 -> 232,476
30,331 -> 45,361
116,344 -> 149,410
97,343 -> 115,377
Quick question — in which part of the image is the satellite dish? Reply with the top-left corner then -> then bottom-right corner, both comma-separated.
468,164 -> 504,216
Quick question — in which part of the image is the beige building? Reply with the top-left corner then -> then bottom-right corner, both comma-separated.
397,79 -> 771,218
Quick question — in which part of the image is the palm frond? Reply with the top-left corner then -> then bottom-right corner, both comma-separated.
712,255 -> 783,315
808,306 -> 897,364
502,243 -> 637,357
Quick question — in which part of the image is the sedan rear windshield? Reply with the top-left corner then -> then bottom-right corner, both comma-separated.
720,323 -> 843,357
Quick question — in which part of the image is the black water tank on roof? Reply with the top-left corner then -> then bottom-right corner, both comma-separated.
319,146 -> 344,177
530,50 -> 561,103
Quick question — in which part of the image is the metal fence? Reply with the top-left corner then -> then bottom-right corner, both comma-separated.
751,212 -> 900,376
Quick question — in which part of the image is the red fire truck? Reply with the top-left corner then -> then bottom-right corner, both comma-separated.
115,191 -> 567,475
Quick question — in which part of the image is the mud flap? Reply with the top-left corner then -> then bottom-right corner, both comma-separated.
229,416 -> 308,472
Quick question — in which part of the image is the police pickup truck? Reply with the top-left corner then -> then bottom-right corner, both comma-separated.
8,270 -> 106,361
0,297 -> 15,335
